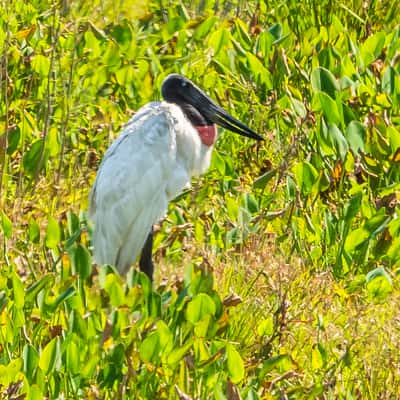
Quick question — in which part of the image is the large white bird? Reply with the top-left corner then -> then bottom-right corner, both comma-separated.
89,74 -> 262,280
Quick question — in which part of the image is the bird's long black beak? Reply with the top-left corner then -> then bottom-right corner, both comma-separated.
188,85 -> 263,141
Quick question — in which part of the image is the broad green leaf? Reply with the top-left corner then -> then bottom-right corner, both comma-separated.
73,244 -> 92,280
186,293 -> 216,324
39,337 -> 61,374
211,149 -> 225,175
344,228 -> 369,252
241,193 -> 259,214
311,345 -> 324,370
366,267 -> 393,301
0,358 -> 23,386
268,23 -> 282,40
311,67 -> 340,98
313,91 -> 341,125
46,127 -> 60,157
31,54 -> 50,77
193,16 -> 217,40
65,336 -> 80,374
104,274 -> 125,307
344,193 -> 362,226
28,218 -> 40,243
156,320 -> 173,353
346,121 -> 365,153
49,286 -> 75,311
1,211 -> 12,239
294,161 -> 318,196
360,32 -> 385,66
208,27 -> 230,56
26,275 -> 53,303
45,216 -> 61,249
226,344 -> 244,383
167,341 -> 193,366
257,316 -> 274,336
12,272 -> 25,309
27,384 -> 43,400
328,124 -> 348,160
23,344 -> 39,381
259,354 -> 293,378
382,66 -> 395,95
22,140 -> 43,173
253,169 -> 276,190
139,331 -> 160,363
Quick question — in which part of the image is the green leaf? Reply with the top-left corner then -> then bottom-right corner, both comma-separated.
257,316 -> 274,336
193,16 -> 217,40
49,286 -> 76,311
346,121 -> 365,153
360,32 -> 385,66
208,27 -> 230,55
344,227 -> 369,252
167,341 -> 193,366
65,336 -> 80,374
211,150 -> 225,175
45,216 -> 61,249
12,272 -> 25,309
311,345 -> 324,370
253,169 -> 276,190
366,267 -> 393,301
39,337 -> 61,374
28,218 -> 40,243
226,344 -> 245,383
186,293 -> 216,324
344,193 -> 362,226
294,161 -> 318,196
313,92 -> 341,125
26,275 -> 53,303
31,54 -> 50,77
268,23 -> 282,40
23,139 -> 45,177
328,124 -> 349,160
139,331 -> 160,363
1,211 -> 12,239
382,66 -> 396,95
259,354 -> 293,378
73,244 -> 92,280
23,344 -> 39,381
104,274 -> 125,307
311,67 -> 340,98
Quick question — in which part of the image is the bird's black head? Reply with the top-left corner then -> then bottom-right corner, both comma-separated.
161,74 -> 263,141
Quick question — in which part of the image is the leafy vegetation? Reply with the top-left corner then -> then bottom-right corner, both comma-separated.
1,0 -> 400,398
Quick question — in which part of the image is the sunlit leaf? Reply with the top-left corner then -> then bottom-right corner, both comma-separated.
360,32 -> 385,66
226,344 -> 244,383
23,344 -> 39,381
311,67 -> 340,98
1,211 -> 12,239
186,293 -> 216,324
346,121 -> 365,153
45,216 -> 61,249
39,337 -> 61,374
294,161 -> 318,196
366,267 -> 393,301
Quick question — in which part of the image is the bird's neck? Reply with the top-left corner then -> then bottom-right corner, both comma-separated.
194,125 -> 217,146
178,103 -> 217,147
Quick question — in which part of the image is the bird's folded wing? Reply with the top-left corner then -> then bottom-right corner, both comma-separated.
89,104 -> 177,273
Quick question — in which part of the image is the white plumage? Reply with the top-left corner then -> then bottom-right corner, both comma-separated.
89,74 -> 262,280
89,101 -> 213,274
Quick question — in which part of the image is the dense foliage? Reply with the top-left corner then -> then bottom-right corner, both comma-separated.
1,0 -> 400,398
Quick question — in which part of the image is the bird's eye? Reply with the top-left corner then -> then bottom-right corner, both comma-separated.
181,81 -> 187,87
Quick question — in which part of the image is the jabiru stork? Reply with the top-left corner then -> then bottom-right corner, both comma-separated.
89,74 -> 262,280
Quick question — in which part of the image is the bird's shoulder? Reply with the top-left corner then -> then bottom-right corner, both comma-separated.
90,102 -> 184,212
